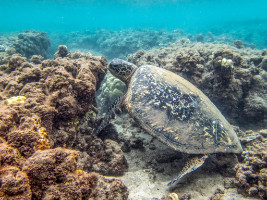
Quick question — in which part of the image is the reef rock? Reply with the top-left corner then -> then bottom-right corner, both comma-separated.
0,49 -> 107,158
78,136 -> 128,176
128,42 -> 267,128
235,129 -> 267,200
54,45 -> 71,59
22,147 -> 128,200
0,137 -> 25,168
51,29 -> 186,59
14,30 -> 51,59
0,138 -> 32,199
0,31 -> 50,65
0,134 -> 129,200
0,166 -> 32,200
0,47 -> 129,196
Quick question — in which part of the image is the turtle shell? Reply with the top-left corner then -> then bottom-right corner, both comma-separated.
124,65 -> 242,154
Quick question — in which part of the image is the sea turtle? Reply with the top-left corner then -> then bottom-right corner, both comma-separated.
94,58 -> 243,185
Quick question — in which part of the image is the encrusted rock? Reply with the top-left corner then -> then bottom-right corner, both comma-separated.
78,136 -> 128,176
235,129 -> 267,199
0,49 -> 129,199
22,148 -> 128,200
0,138 -> 25,168
54,45 -> 71,59
0,166 -> 32,200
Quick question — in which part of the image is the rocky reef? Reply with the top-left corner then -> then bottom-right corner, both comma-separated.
0,31 -> 51,66
51,29 -> 264,60
235,129 -> 267,200
0,46 -> 129,199
128,41 -> 267,128
51,29 -> 186,59
1,29 -> 266,199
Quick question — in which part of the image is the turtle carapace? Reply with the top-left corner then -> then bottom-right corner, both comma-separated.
95,58 -> 243,185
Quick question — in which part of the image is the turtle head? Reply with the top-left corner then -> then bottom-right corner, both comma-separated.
108,58 -> 137,84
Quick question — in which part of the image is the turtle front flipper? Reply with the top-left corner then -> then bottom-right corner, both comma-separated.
93,96 -> 125,135
167,154 -> 208,186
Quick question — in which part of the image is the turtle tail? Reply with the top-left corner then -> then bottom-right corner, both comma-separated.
93,95 -> 125,135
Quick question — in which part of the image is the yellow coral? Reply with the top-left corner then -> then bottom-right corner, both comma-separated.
6,96 -> 26,105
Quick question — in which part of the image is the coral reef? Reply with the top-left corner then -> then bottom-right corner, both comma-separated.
0,31 -> 50,65
128,42 -> 267,128
0,137 -> 129,200
29,55 -> 44,64
51,28 -> 265,61
51,29 -> 186,59
0,165 -> 32,200
0,137 -> 25,168
54,45 -> 71,59
0,138 -> 32,199
234,129 -> 267,199
0,46 -> 129,199
22,148 -> 128,200
0,46 -> 107,155
78,136 -> 128,176
14,30 -> 51,59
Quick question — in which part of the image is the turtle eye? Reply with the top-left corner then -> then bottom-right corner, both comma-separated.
109,63 -> 119,72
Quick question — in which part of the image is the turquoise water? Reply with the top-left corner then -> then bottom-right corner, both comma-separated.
1,0 -> 267,34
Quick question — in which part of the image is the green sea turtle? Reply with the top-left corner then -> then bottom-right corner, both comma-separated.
94,58 -> 243,185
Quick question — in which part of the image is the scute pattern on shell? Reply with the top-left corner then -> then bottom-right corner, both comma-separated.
134,72 -> 197,121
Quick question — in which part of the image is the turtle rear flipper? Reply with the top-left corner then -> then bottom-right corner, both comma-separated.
93,96 -> 125,135
168,154 -> 208,186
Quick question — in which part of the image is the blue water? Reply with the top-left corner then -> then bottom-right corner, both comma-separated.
1,0 -> 266,33
1,0 -> 267,50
